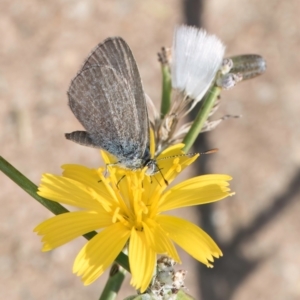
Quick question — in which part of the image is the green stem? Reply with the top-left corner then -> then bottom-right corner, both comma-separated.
0,156 -> 130,272
160,64 -> 172,118
182,86 -> 221,153
99,264 -> 127,300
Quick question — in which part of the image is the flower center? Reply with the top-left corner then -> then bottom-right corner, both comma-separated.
109,171 -> 151,232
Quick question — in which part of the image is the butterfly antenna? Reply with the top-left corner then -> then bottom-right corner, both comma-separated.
153,174 -> 161,187
156,148 -> 218,162
201,148 -> 219,155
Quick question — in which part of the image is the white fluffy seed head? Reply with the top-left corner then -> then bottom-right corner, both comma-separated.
171,25 -> 225,103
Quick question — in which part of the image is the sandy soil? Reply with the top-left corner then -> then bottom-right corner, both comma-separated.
1,0 -> 299,299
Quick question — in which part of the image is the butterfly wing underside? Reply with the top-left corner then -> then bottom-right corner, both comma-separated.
67,37 -> 150,164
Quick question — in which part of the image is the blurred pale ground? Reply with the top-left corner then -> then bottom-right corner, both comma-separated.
0,0 -> 300,299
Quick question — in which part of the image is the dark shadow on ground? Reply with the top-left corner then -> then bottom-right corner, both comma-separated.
182,1 -> 300,299
197,169 -> 300,300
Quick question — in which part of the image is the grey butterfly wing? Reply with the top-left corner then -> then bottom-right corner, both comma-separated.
81,37 -> 150,150
67,37 -> 150,164
81,37 -> 141,83
67,64 -> 149,164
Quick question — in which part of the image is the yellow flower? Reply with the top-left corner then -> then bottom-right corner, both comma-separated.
34,144 -> 234,292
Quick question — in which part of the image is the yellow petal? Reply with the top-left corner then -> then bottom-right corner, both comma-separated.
149,128 -> 156,158
38,174 -> 114,210
129,228 -> 156,292
153,144 -> 199,189
62,164 -> 100,183
169,174 -> 232,190
61,164 -> 114,201
34,211 -> 112,251
143,219 -> 180,262
157,215 -> 222,267
157,143 -> 186,158
159,174 -> 233,212
73,222 -> 130,285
